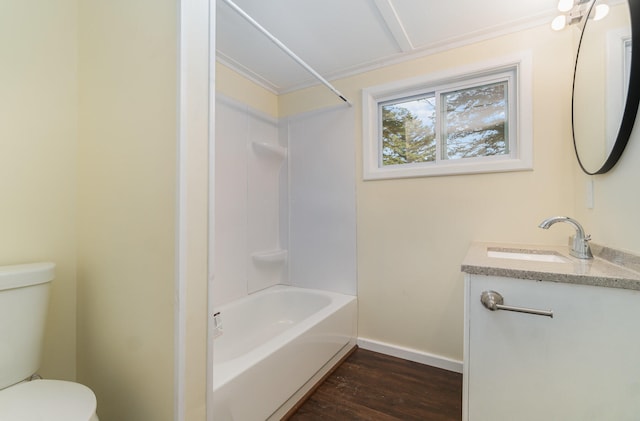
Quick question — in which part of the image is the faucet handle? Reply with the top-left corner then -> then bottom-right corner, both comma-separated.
573,233 -> 593,259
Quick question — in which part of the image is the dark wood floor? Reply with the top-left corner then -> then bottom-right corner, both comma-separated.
287,348 -> 462,420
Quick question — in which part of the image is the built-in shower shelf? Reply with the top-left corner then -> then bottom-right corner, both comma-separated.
252,141 -> 287,161
251,249 -> 288,264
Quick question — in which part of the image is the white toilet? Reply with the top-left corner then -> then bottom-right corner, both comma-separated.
0,262 -> 99,421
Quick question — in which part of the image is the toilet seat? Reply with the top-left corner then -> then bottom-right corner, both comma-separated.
0,379 -> 98,421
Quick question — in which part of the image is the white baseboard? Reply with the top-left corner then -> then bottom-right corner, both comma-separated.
357,337 -> 463,374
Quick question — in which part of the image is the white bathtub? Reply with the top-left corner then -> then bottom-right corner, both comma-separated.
212,285 -> 357,420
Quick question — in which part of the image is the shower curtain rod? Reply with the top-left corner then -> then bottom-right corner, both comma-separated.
221,0 -> 352,106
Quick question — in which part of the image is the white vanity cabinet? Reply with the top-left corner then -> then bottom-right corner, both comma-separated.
464,273 -> 640,421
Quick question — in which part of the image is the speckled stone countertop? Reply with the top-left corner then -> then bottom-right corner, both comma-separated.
461,242 -> 640,291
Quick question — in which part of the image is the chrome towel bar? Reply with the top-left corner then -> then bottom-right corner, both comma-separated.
481,290 -> 553,318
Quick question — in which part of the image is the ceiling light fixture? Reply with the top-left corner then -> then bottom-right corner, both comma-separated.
558,0 -> 575,12
593,3 -> 611,20
551,0 -> 609,31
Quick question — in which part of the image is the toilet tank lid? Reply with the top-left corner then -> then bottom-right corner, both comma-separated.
0,379 -> 97,421
0,262 -> 55,291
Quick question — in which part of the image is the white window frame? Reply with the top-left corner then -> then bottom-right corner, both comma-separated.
362,51 -> 533,180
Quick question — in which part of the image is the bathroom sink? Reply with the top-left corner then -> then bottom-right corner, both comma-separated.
487,248 -> 569,263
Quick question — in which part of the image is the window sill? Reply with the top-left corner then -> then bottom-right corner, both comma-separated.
363,157 -> 533,180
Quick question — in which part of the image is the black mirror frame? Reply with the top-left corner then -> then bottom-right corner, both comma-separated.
572,0 -> 640,174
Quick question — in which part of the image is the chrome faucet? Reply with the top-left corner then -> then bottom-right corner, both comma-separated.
538,216 -> 593,259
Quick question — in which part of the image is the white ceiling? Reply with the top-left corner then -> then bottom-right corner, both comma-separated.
216,0 -> 560,94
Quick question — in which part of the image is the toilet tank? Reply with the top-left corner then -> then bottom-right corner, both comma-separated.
0,262 -> 55,390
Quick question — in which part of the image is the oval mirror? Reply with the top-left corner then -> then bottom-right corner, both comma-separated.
572,0 -> 640,174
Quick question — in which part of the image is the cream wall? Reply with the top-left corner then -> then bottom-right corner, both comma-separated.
0,0 -> 78,381
4,2 -> 209,420
280,25 -> 578,362
77,1 -> 178,419
216,62 -> 279,118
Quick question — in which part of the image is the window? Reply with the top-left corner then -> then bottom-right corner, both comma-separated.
362,53 -> 532,179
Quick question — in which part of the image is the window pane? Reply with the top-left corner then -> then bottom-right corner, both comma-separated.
381,95 -> 436,166
441,82 -> 508,160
